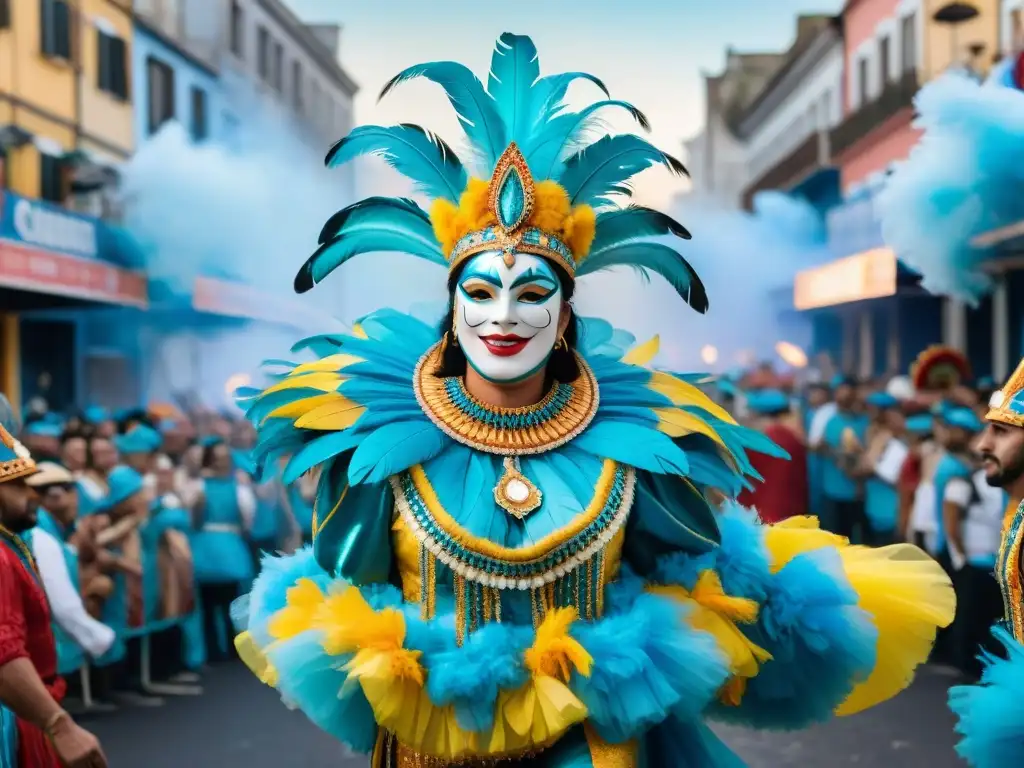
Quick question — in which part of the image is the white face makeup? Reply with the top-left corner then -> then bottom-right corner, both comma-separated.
454,252 -> 563,383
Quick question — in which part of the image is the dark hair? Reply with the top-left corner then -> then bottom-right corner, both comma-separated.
434,259 -> 581,383
201,441 -> 228,469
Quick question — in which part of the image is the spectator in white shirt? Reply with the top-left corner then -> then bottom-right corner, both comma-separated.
24,463 -> 116,668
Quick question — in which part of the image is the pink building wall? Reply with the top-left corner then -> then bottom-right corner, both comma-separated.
842,0 -> 900,113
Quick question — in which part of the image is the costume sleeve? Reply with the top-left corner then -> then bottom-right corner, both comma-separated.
236,484 -> 257,529
31,531 -> 115,658
944,477 -> 973,509
627,474 -> 954,732
949,627 -> 1024,768
0,554 -> 28,668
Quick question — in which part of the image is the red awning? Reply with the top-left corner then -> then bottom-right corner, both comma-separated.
0,238 -> 148,307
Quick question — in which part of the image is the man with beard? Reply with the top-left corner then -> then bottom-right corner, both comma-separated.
0,416 -> 107,767
949,358 -> 1024,766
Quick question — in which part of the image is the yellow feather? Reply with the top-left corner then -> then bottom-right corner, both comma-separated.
648,372 -> 737,425
294,397 -> 366,430
351,323 -> 367,339
621,335 -> 660,367
291,353 -> 364,376
261,372 -> 343,395
653,407 -> 726,446
648,372 -> 737,424
266,393 -> 346,420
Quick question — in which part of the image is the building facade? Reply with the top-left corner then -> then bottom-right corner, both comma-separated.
0,0 -> 147,411
683,49 -> 786,209
738,16 -> 845,210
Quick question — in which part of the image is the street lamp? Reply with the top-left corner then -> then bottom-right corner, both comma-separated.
933,2 -> 981,72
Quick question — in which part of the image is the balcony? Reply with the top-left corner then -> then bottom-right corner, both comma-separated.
829,70 -> 919,159
741,131 -> 822,210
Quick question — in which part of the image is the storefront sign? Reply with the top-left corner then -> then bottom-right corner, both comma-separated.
3,193 -> 98,259
0,239 -> 148,307
192,276 -> 335,329
793,247 -> 897,310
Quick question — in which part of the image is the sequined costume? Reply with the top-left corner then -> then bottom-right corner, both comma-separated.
233,34 -> 955,767
949,358 -> 1024,768
0,424 -> 65,767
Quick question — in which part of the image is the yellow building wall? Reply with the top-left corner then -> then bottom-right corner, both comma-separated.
922,0 -> 1001,81
78,0 -> 134,157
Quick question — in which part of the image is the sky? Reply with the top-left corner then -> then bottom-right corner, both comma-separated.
286,0 -> 844,207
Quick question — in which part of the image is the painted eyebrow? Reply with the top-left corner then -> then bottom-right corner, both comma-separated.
459,266 -> 502,288
510,268 -> 558,290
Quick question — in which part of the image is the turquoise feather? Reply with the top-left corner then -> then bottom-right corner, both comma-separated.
529,71 -> 610,129
558,134 -> 687,208
379,62 -> 506,167
317,197 -> 438,248
525,100 -> 651,179
590,206 -> 691,254
296,227 -> 446,293
283,431 -> 362,485
348,421 -> 451,485
573,420 -> 689,476
487,33 -> 539,146
578,242 -> 709,313
325,124 -> 467,202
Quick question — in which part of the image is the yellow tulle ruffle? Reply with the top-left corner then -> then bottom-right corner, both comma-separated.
238,581 -> 591,760
762,516 -> 956,716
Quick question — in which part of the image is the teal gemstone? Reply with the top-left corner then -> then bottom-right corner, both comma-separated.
497,168 -> 526,230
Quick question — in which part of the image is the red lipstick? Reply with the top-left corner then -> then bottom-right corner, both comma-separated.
479,334 -> 531,357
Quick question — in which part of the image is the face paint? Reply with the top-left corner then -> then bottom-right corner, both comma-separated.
454,252 -> 563,383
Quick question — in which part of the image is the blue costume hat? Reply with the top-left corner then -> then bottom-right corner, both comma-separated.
199,435 -> 224,448
23,421 -> 63,439
84,405 -> 111,424
114,425 -> 163,455
941,406 -> 984,433
905,414 -> 934,436
745,389 -> 791,415
865,392 -> 899,409
105,465 -> 145,508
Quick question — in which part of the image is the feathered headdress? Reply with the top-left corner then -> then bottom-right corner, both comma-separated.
296,33 -> 708,313
909,345 -> 972,392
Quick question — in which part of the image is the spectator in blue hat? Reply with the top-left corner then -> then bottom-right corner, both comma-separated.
76,435 -> 119,518
113,426 -> 162,477
813,375 -> 870,538
911,405 -> 982,665
21,421 -> 63,464
802,382 -> 832,517
736,389 -> 807,524
186,438 -> 255,662
852,391 -> 907,545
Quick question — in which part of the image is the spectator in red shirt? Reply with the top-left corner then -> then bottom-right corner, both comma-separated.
738,389 -> 808,524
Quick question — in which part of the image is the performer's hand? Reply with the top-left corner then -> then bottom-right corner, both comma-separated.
48,712 -> 108,767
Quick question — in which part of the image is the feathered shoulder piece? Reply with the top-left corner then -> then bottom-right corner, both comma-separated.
298,32 -> 707,313
238,311 -> 784,495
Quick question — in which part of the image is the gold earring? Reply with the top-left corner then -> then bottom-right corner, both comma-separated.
555,335 -> 566,351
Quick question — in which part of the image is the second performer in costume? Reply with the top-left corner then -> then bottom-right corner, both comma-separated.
233,33 -> 955,767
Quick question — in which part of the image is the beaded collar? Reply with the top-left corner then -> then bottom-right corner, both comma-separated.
413,342 -> 599,456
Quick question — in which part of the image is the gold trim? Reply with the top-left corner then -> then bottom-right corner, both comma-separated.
493,457 -> 543,518
488,143 -> 535,234
447,237 -> 577,280
391,735 -> 552,766
407,460 -> 619,563
0,424 -> 36,483
412,343 -> 600,456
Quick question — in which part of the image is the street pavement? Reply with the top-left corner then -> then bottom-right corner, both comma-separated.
87,662 -> 967,767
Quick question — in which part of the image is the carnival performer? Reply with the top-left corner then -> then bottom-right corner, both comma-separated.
232,34 -> 955,767
948,357 -> 1024,767
0,416 -> 107,767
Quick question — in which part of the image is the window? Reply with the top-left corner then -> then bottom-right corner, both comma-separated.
901,14 -> 917,72
230,0 -> 244,57
0,0 -> 10,30
857,57 -> 869,106
146,56 -> 175,135
879,35 -> 891,85
272,42 -> 283,91
39,153 -> 64,203
257,26 -> 270,81
40,0 -> 71,60
821,89 -> 832,126
97,31 -> 128,100
310,79 -> 322,127
291,60 -> 303,111
191,87 -> 208,141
